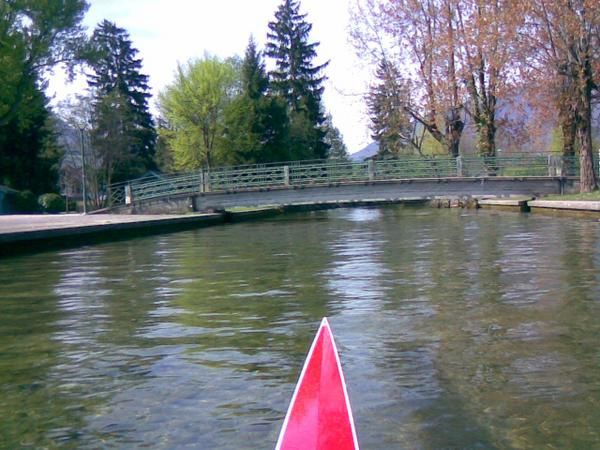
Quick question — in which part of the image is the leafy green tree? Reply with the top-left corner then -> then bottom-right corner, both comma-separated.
0,0 -> 88,126
221,37 -> 290,164
87,20 -> 156,180
323,114 -> 349,161
265,0 -> 329,159
159,55 -> 238,170
0,0 -> 88,192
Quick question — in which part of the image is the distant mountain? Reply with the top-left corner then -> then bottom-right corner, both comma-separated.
350,142 -> 379,161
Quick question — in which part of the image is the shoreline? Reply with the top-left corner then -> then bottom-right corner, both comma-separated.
1,197 -> 597,257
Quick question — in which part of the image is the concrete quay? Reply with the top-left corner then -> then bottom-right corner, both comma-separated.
528,200 -> 600,212
0,213 -> 224,257
477,198 -> 532,212
477,198 -> 600,214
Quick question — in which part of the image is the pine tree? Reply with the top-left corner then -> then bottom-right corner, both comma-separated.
323,114 -> 349,161
265,0 -> 329,159
366,60 -> 413,158
222,37 -> 290,164
242,37 -> 269,101
0,76 -> 60,193
87,20 -> 156,181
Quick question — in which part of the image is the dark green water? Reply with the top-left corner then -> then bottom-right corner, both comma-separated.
1,207 -> 600,449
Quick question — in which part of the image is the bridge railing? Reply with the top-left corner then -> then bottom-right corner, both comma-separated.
375,157 -> 458,179
289,161 -> 370,184
108,154 -> 582,207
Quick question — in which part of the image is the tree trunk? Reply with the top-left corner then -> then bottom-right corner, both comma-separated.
477,119 -> 496,157
559,100 -> 577,158
445,108 -> 464,158
576,57 -> 597,193
557,78 -> 578,176
577,96 -> 596,192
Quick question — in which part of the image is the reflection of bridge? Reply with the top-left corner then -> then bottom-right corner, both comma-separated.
109,154 -> 580,213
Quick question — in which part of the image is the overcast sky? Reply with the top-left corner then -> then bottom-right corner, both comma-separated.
48,0 -> 373,153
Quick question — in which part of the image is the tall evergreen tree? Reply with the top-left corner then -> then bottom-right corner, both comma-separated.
265,0 -> 329,159
222,37 -> 290,164
87,20 -> 156,181
0,75 -> 60,193
366,60 -> 413,158
323,114 -> 350,161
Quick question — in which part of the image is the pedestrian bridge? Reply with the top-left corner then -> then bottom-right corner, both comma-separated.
108,155 -> 579,213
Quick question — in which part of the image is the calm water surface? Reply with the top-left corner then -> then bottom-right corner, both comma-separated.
1,207 -> 600,449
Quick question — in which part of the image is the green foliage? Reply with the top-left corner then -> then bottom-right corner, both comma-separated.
266,0 -> 329,159
324,114 -> 349,161
221,38 -> 290,164
420,131 -> 446,156
549,127 -> 564,155
154,118 -> 175,172
38,193 -> 65,213
6,190 -> 38,213
0,0 -> 87,193
91,90 -> 137,188
0,0 -> 88,127
87,20 -> 156,181
159,55 -> 239,170
366,60 -> 413,158
0,76 -> 61,193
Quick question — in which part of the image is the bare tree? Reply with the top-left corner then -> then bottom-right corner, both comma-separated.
521,0 -> 599,191
453,0 -> 523,157
350,0 -> 465,156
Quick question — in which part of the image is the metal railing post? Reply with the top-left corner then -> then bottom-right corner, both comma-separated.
204,169 -> 211,192
199,170 -> 205,193
125,183 -> 133,205
284,165 -> 290,186
456,155 -> 463,177
368,160 -> 376,181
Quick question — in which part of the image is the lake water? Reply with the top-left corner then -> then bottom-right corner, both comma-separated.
1,207 -> 599,449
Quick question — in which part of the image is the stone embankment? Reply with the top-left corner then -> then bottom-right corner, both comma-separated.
1,197 -> 597,257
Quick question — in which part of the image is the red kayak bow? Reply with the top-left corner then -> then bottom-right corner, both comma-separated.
275,318 -> 359,450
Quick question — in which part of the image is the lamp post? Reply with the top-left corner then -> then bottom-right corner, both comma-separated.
79,127 -> 87,214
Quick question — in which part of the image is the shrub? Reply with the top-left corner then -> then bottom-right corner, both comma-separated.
38,193 -> 65,213
5,190 -> 39,213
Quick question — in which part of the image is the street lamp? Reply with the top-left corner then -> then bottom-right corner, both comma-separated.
79,127 -> 87,214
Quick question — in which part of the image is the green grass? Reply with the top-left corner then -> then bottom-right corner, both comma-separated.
225,205 -> 281,212
542,191 -> 600,201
